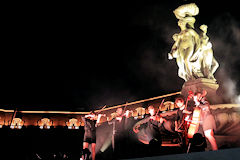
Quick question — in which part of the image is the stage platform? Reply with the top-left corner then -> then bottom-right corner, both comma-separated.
121,148 -> 240,160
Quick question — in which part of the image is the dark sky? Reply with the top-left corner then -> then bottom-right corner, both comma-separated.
1,0 -> 240,111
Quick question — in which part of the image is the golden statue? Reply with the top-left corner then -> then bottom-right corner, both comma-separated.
168,3 -> 219,81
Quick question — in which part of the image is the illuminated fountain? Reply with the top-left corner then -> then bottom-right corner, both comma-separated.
168,3 -> 220,104
168,3 -> 240,150
0,3 -> 239,159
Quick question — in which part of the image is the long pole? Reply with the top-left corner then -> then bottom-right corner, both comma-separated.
156,99 -> 165,115
94,92 -> 181,112
10,108 -> 17,126
95,105 -> 107,114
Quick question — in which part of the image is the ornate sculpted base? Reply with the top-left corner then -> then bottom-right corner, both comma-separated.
181,78 -> 223,104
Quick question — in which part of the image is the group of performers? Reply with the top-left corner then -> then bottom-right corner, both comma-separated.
81,90 -> 218,160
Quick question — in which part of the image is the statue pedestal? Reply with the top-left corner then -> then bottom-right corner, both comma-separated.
181,78 -> 223,104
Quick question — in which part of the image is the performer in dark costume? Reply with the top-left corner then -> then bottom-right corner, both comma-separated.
108,107 -> 128,158
81,111 -> 103,160
173,97 -> 192,132
133,105 -> 164,146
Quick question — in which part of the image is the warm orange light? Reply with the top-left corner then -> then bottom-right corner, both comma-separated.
187,107 -> 201,138
10,118 -> 24,129
38,118 -> 53,129
0,119 -> 4,128
66,118 -> 80,129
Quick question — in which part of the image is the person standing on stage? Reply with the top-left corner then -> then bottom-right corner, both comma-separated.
174,97 -> 192,132
81,111 -> 103,160
108,107 -> 127,158
190,91 -> 218,151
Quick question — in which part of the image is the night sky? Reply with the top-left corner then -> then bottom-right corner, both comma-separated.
1,0 -> 240,111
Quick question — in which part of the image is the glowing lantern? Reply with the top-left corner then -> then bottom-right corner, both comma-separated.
0,117 -> 4,128
163,101 -> 174,111
135,107 -> 145,119
66,118 -> 80,129
10,118 -> 24,129
38,118 -> 53,129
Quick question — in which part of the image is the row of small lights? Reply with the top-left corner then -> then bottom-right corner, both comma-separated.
1,115 -> 146,130
1,115 -> 149,129
0,118 -> 81,130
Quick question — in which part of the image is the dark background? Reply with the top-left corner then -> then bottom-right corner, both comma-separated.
1,0 -> 240,111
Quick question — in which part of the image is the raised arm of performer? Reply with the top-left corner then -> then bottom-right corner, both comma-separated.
95,113 -> 106,127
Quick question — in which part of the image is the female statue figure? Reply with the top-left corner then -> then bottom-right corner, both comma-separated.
168,3 -> 219,81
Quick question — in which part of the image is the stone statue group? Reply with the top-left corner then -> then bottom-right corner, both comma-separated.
168,3 -> 219,82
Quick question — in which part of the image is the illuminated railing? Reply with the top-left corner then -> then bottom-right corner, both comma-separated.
2,92 -> 237,128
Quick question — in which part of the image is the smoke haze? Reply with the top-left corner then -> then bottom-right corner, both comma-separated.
83,3 -> 240,109
209,13 -> 240,103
